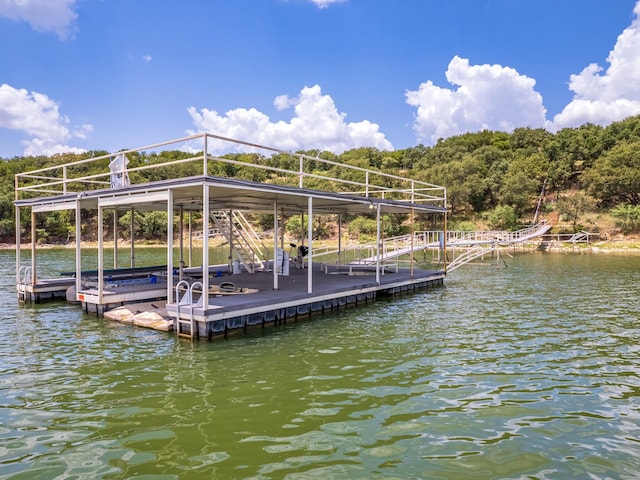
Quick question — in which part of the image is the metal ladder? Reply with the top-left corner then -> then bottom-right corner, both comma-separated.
210,211 -> 269,273
174,280 -> 203,339
17,266 -> 32,303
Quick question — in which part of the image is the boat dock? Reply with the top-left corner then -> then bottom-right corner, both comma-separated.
14,133 -> 448,339
170,261 -> 443,339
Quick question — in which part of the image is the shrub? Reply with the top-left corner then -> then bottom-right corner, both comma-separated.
483,205 -> 519,230
610,204 -> 640,233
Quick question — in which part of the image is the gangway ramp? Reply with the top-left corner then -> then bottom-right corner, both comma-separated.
349,222 -> 551,267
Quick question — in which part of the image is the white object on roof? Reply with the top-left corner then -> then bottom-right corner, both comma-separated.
109,153 -> 130,188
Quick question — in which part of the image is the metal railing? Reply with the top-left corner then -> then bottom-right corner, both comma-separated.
174,280 -> 203,339
210,211 -> 269,273
15,133 -> 446,207
308,222 -> 550,268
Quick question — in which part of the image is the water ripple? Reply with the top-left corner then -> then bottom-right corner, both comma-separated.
2,251 -> 640,478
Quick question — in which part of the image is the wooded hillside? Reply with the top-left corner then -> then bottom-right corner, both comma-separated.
3,115 -> 640,243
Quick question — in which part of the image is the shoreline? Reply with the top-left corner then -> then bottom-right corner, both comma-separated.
2,239 -> 640,254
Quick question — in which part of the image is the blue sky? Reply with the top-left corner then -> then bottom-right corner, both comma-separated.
1,0 -> 639,158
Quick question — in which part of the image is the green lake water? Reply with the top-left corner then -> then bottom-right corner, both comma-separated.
1,249 -> 639,479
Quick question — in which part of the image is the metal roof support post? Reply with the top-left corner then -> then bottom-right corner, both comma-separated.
443,192 -> 448,274
410,208 -> 415,278
179,206 -> 184,282
167,189 -> 174,303
14,175 -> 19,284
337,213 -> 342,265
273,201 -> 279,291
97,205 -> 104,306
410,182 -> 415,278
15,205 -> 20,284
30,209 -> 36,286
202,184 -> 210,311
75,199 -> 82,301
113,210 -> 118,269
366,172 -> 369,197
376,204 -> 381,285
280,207 -> 285,254
299,157 -> 304,188
203,135 -> 208,176
130,207 -> 135,268
307,196 -> 313,294
188,211 -> 193,268
228,209 -> 234,268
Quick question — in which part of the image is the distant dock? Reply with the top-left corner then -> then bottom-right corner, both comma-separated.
14,134 -> 448,339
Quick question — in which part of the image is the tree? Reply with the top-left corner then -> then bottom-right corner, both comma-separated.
0,192 -> 15,242
483,205 -> 519,230
499,170 -> 539,218
601,115 -> 640,148
548,124 -> 605,192
582,140 -> 640,206
610,204 -> 640,233
510,127 -> 553,154
556,192 -> 595,232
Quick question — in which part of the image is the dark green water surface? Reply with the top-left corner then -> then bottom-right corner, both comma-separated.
1,249 -> 639,479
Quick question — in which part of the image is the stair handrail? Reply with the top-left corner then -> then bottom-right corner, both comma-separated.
210,211 -> 268,273
231,211 -> 270,267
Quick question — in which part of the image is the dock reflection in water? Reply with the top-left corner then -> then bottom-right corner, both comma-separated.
1,249 -> 640,479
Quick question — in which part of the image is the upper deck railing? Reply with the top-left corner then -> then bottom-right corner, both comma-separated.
15,133 -> 446,207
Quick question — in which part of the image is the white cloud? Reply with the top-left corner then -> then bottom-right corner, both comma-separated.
406,56 -> 548,145
187,85 -> 393,154
0,84 -> 89,156
273,94 -> 295,111
0,0 -> 78,40
551,1 -> 640,130
309,0 -> 347,9
22,138 -> 86,156
406,2 -> 640,143
142,55 -> 152,62
72,124 -> 93,140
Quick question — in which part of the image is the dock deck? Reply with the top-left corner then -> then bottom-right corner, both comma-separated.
166,262 -> 444,338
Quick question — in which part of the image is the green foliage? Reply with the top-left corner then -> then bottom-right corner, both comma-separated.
499,170 -> 539,218
0,192 -> 15,241
582,139 -> 640,206
346,214 -> 406,241
483,205 -> 519,231
43,210 -> 74,242
253,214 -> 274,232
118,211 -> 143,240
36,228 -> 49,244
448,220 -> 477,231
4,114 -> 640,242
610,204 -> 640,233
140,211 -> 169,240
556,193 -> 595,232
117,211 -> 170,241
284,214 -> 332,240
348,216 -> 378,241
548,123 -> 605,191
285,215 -> 305,240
